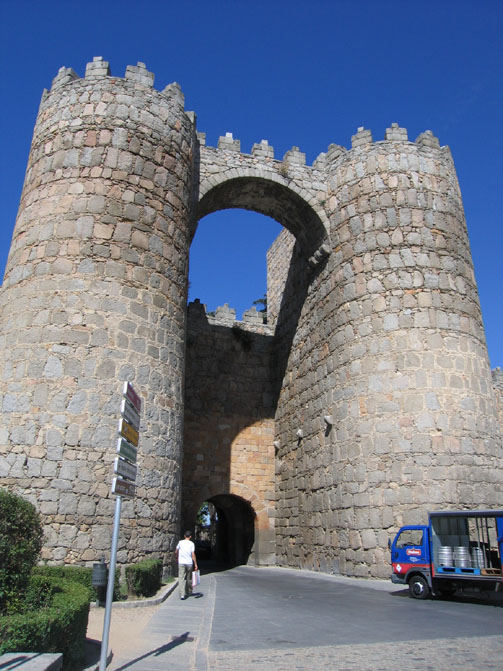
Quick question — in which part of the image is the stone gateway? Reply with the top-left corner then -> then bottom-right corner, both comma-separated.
0,58 -> 501,578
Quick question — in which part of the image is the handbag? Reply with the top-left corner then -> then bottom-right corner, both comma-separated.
192,569 -> 200,587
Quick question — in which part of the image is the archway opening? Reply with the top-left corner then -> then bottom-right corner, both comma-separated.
188,209 -> 282,320
203,494 -> 255,567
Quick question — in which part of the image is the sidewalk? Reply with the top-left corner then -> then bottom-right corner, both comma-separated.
84,575 -> 215,671
83,566 -> 400,671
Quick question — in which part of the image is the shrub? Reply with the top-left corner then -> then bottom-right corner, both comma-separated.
18,574 -> 57,612
0,489 -> 43,611
33,564 -> 122,601
0,576 -> 91,670
125,558 -> 163,597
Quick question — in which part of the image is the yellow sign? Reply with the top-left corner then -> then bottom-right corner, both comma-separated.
119,418 -> 139,447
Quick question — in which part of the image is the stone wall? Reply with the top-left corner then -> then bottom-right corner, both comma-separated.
182,300 -> 276,564
0,59 -> 195,564
493,368 -> 503,430
266,228 -> 295,329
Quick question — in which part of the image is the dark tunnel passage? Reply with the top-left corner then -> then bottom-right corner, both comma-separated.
204,494 -> 255,567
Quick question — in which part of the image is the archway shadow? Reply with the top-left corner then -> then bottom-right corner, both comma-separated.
197,558 -> 235,576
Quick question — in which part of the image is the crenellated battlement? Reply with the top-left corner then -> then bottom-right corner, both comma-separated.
198,123 -> 445,173
493,367 -> 503,389
47,58 -> 446,174
48,57 -> 187,110
187,299 -> 274,335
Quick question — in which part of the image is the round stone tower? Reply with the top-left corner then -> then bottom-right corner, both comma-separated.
273,124 -> 502,578
0,58 -> 195,565
320,125 -> 502,575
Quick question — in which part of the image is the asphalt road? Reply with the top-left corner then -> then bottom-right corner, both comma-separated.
203,565 -> 503,670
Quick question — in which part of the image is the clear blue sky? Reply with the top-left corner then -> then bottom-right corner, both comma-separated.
1,0 -> 501,368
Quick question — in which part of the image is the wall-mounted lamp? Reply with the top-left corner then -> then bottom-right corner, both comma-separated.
324,415 -> 334,426
296,429 -> 303,439
273,440 -> 280,451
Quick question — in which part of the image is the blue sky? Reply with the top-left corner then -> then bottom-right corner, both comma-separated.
0,0 -> 501,368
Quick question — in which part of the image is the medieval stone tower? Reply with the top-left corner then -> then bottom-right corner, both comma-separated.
1,58 -> 501,578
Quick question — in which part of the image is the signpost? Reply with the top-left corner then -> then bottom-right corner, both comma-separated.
100,382 -> 142,671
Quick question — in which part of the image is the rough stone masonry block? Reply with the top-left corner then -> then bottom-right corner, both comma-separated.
385,123 -> 408,141
351,126 -> 373,148
0,653 -> 62,671
217,132 -> 240,152
85,56 -> 111,78
125,61 -> 155,87
251,139 -> 274,159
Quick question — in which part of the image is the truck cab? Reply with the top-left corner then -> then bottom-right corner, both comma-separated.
390,525 -> 432,598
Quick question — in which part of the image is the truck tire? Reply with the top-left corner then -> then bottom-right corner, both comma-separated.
408,574 -> 430,599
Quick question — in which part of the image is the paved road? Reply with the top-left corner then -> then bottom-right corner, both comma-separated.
204,566 -> 503,670
105,565 -> 503,671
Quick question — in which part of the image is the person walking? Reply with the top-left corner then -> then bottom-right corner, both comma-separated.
175,530 -> 198,600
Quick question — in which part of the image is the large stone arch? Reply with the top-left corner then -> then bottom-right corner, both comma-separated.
182,145 -> 332,569
196,145 -> 331,268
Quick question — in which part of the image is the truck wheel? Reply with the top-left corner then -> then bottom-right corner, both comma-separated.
408,575 -> 430,599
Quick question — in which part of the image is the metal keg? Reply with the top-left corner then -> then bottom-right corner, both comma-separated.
438,546 -> 453,566
471,547 -> 485,569
453,546 -> 471,568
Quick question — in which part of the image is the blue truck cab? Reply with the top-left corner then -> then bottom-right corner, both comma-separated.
390,510 -> 503,599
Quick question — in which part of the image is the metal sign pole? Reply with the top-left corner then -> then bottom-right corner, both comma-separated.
99,494 -> 122,671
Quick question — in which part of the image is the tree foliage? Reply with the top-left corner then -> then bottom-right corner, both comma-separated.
196,502 -> 210,527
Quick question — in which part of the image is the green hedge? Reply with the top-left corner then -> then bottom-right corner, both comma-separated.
33,564 -> 122,601
125,558 -> 162,597
0,489 -> 43,610
0,576 -> 91,669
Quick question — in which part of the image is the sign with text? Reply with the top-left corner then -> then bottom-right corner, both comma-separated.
120,397 -> 140,430
114,456 -> 137,482
123,381 -> 142,414
116,437 -> 137,464
112,476 -> 136,498
118,417 -> 139,447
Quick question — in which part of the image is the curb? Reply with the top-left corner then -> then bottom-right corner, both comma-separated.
89,581 -> 177,610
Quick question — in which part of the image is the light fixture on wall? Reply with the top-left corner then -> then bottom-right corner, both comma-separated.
324,415 -> 333,426
296,429 -> 303,439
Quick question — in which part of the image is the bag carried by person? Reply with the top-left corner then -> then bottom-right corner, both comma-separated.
192,569 -> 200,587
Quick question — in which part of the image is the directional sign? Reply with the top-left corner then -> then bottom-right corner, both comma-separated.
120,397 -> 140,431
116,437 -> 137,464
112,476 -> 136,498
123,381 -> 142,414
118,417 -> 139,447
114,456 -> 137,482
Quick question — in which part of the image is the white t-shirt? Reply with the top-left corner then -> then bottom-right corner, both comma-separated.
176,538 -> 195,565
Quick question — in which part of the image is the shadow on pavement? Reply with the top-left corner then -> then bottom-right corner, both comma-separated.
198,559 -> 234,576
390,588 -> 503,607
111,632 -> 194,671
